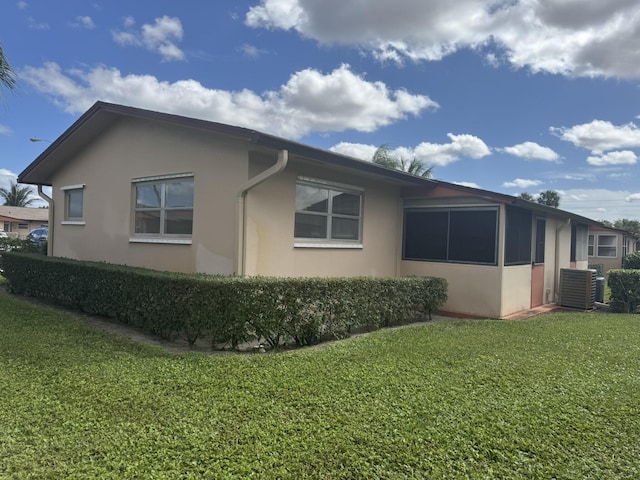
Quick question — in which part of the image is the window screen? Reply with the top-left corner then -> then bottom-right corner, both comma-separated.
403,208 -> 497,264
505,206 -> 532,265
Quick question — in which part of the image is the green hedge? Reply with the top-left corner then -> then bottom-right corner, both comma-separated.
607,269 -> 640,313
622,251 -> 640,269
1,253 -> 448,349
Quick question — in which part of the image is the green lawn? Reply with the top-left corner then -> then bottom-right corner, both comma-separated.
1,290 -> 639,479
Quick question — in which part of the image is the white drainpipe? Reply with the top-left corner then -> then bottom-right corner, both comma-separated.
236,149 -> 288,276
554,218 -> 571,301
37,185 -> 53,256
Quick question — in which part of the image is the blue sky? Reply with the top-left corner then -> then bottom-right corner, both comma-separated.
2,0 -> 640,221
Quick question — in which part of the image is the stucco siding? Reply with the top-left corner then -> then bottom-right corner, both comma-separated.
401,261 -> 503,318
501,265 -> 531,316
50,117 -> 249,274
245,163 -> 402,277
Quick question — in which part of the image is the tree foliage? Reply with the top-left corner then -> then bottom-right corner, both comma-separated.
372,144 -> 433,178
518,192 -> 535,201
0,181 -> 36,207
598,219 -> 640,236
0,43 -> 16,93
614,219 -> 640,236
536,190 -> 560,208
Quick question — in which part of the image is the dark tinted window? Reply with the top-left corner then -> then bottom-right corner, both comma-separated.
535,218 -> 546,264
404,208 -> 497,264
505,206 -> 532,265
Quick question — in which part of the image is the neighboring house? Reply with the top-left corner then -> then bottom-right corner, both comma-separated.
19,101 -> 600,318
588,224 -> 639,274
0,206 -> 49,238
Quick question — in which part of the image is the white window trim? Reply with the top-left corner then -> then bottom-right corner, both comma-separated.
596,234 -> 617,258
294,176 -> 363,243
60,184 -> 85,191
132,172 -> 193,183
132,174 -> 194,239
129,237 -> 192,245
294,242 -> 363,249
61,184 -> 85,223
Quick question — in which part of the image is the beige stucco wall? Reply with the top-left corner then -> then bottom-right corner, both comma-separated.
50,117 -> 249,274
588,228 -> 632,273
244,162 -> 402,277
500,265 -> 531,316
402,260 -> 503,317
50,117 -> 405,279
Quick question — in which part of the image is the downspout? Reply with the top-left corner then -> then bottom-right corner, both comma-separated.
236,149 -> 288,276
554,218 -> 571,302
37,185 -> 54,256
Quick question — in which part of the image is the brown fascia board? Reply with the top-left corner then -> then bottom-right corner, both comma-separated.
18,101 -> 432,188
422,179 -> 601,227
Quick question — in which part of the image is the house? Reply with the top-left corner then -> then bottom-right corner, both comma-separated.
588,224 -> 639,274
0,206 -> 49,238
18,101 -> 601,318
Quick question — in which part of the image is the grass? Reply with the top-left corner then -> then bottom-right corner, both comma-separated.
1,290 -> 639,479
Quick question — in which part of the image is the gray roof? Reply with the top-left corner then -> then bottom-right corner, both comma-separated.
19,101 -> 600,228
0,206 -> 49,222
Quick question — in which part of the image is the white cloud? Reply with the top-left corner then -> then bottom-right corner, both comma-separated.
412,133 -> 491,166
245,0 -> 640,79
552,120 -> 640,154
502,141 -> 560,161
0,169 -> 24,195
560,188 -> 640,221
20,63 -> 436,139
0,124 -> 13,136
112,16 -> 185,61
587,150 -> 638,166
329,142 -> 378,160
241,44 -> 268,58
502,178 -> 542,188
71,15 -> 95,29
329,133 -> 490,167
0,169 -> 49,206
17,1 -> 27,9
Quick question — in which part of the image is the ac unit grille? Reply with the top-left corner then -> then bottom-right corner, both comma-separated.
559,268 -> 596,310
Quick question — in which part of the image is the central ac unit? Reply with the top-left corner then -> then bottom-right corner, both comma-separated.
559,268 -> 596,310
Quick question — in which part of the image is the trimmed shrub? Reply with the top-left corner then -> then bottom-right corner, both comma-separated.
1,253 -> 448,349
622,252 -> 640,269
607,269 -> 640,313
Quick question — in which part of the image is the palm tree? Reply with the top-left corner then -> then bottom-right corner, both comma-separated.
372,144 -> 433,178
0,43 -> 16,93
0,181 -> 36,207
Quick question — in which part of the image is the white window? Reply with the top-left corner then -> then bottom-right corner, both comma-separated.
294,178 -> 362,242
133,175 -> 194,237
588,234 -> 594,256
61,184 -> 85,224
623,236 -> 629,258
597,234 -> 617,257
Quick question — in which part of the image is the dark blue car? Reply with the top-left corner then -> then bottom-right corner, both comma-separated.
26,227 -> 48,246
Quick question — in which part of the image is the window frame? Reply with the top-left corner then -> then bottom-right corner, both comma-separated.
61,184 -> 86,225
294,177 -> 363,245
402,207 -> 499,265
588,234 -> 595,257
131,173 -> 194,243
596,234 -> 617,258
